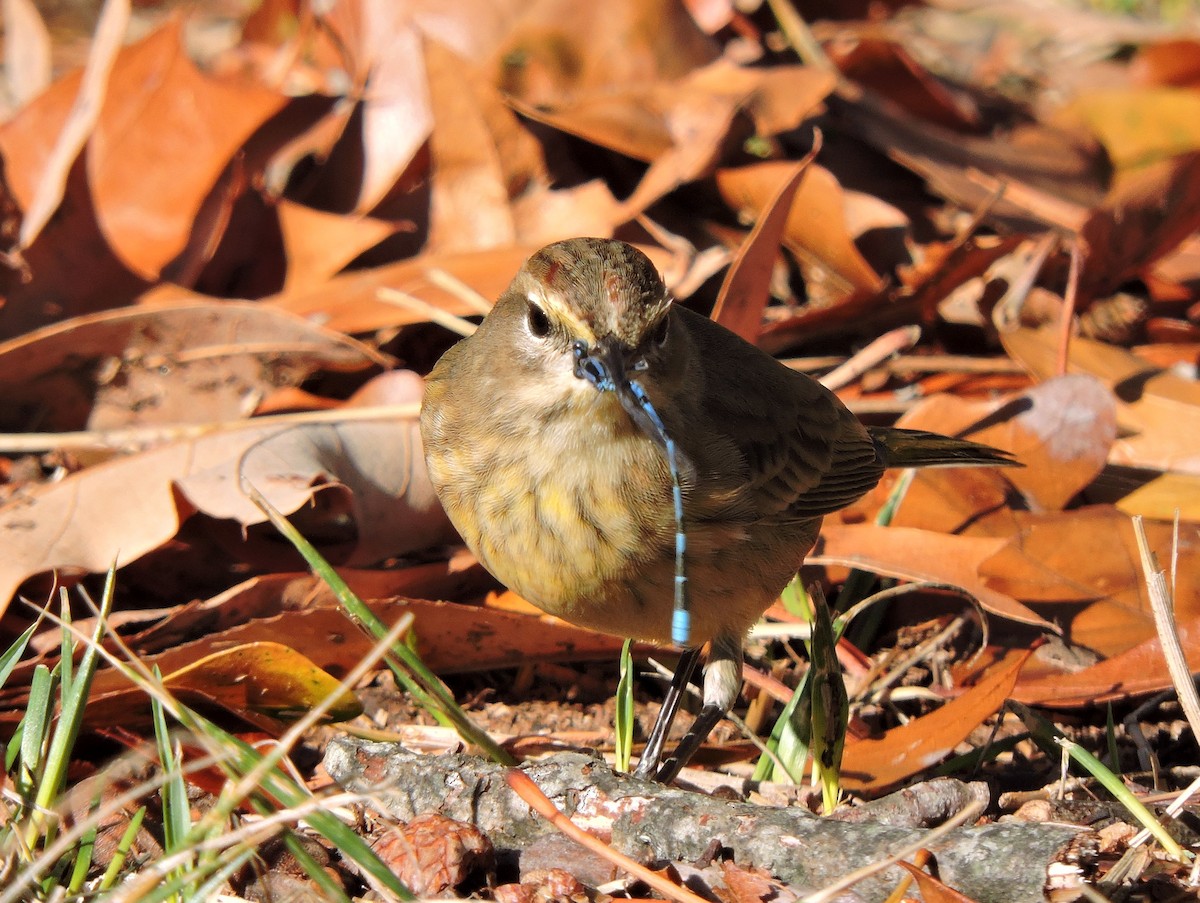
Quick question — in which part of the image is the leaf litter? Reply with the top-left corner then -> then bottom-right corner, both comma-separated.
2,0 -> 1200,898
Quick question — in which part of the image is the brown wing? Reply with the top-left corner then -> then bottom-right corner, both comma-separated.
677,307 -> 885,524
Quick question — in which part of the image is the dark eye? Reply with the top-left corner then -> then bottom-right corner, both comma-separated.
527,304 -> 551,338
648,315 -> 669,347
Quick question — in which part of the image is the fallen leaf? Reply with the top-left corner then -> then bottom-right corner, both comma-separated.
268,243 -> 677,335
0,393 -> 444,617
895,375 -> 1117,512
425,38 -> 515,252
1116,472 -> 1200,521
27,641 -> 360,732
895,861 -> 980,903
321,1 -> 433,212
0,0 -> 129,249
493,0 -> 717,107
1064,88 -> 1200,170
512,180 -> 620,246
710,154 -> 815,342
278,201 -> 400,292
1016,615 -> 1200,707
809,525 -> 1047,628
177,416 -> 453,567
1078,153 -> 1200,299
831,38 -> 981,132
716,161 -> 884,299
1,0 -> 52,112
0,301 -> 385,432
979,508 -> 1200,657
0,594 -> 630,733
1003,324 -> 1200,473
51,18 -> 285,276
841,648 -> 1029,793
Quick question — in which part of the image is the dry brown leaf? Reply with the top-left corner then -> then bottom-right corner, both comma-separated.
493,0 -> 717,106
809,525 -> 1047,627
895,861 -> 980,903
268,243 -> 677,335
1078,152 -> 1200,299
277,201 -> 400,292
0,423 -> 279,617
320,2 -> 433,212
425,38 -> 515,252
831,38 -> 982,132
178,415 -> 453,567
511,180 -> 620,246
710,156 -> 814,342
13,641 -> 360,732
1,0 -> 129,250
0,594 -> 629,731
1130,39 -> 1200,89
1064,89 -> 1200,171
979,508 -> 1200,658
40,18 -> 285,276
1116,472 -> 1200,522
1016,613 -> 1200,707
1002,324 -> 1200,473
716,161 -> 884,300
896,375 -> 1116,512
846,88 -> 1102,229
841,649 -> 1029,793
719,860 -> 796,903
0,391 -> 444,617
0,301 -> 385,432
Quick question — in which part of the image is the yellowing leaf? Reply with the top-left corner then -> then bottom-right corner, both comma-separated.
1064,87 -> 1200,170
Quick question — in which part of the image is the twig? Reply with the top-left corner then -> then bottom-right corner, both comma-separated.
376,286 -> 478,337
506,770 -> 710,903
0,402 -> 421,453
818,326 -> 921,391
1056,236 -> 1082,377
1132,516 -> 1200,760
423,268 -> 494,315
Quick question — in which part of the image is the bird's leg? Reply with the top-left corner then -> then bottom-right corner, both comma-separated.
633,646 -> 702,780
655,632 -> 743,783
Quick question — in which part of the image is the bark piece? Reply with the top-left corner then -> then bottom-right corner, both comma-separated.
324,740 -> 1086,902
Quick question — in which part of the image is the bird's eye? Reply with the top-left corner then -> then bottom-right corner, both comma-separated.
648,315 -> 669,347
527,304 -> 552,338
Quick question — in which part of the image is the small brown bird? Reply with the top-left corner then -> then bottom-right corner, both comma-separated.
420,238 -> 1014,780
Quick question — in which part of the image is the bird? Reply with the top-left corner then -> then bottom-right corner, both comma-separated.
419,237 -> 1016,781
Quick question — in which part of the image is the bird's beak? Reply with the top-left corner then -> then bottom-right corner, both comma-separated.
572,337 -> 626,392
571,338 -> 664,449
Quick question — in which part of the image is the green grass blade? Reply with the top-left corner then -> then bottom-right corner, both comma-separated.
1013,701 -> 1189,862
614,639 -> 634,772
0,620 -> 40,691
97,806 -> 147,891
243,481 -> 513,765
17,664 -> 55,795
152,669 -> 192,863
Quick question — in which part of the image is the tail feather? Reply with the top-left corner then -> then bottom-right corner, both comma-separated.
868,426 -> 1019,469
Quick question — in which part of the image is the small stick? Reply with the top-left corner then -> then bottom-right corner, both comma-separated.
376,286 -> 478,337
506,770 -> 710,903
818,326 -> 921,391
424,267 -> 495,315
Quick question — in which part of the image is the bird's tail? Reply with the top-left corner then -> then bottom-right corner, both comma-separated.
869,427 -> 1019,469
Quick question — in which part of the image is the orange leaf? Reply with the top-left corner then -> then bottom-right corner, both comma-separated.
841,649 -> 1029,793
710,151 -> 815,342
810,525 -> 1047,628
895,861 -> 982,903
1016,614 -> 1200,707
716,161 -> 883,298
